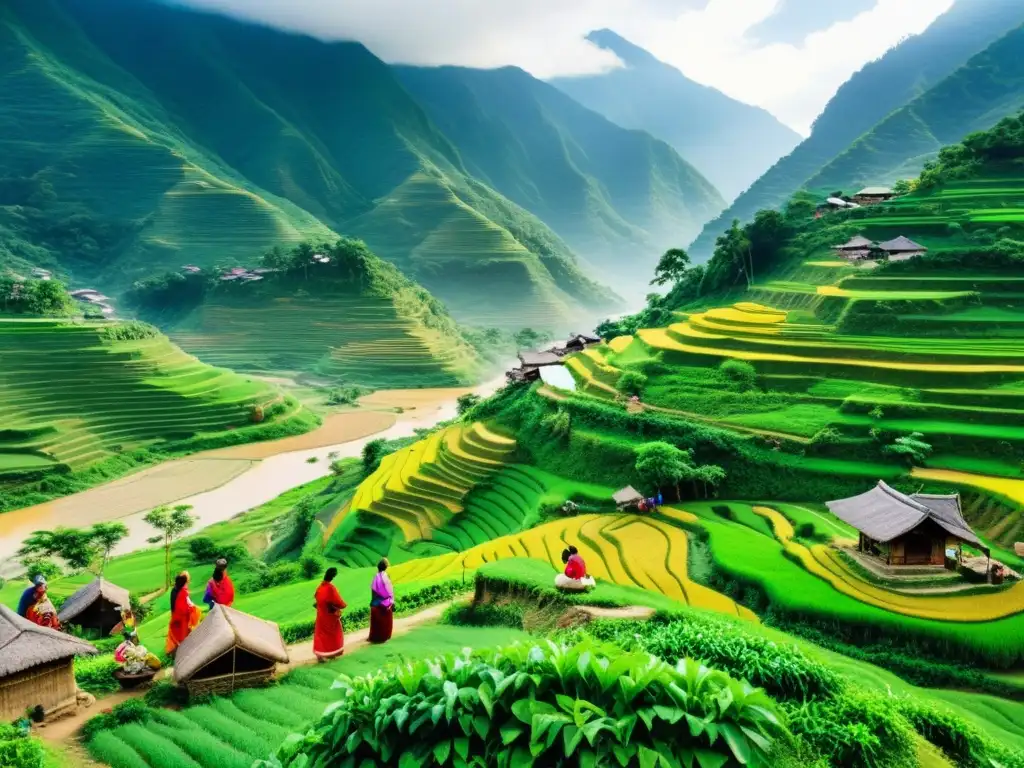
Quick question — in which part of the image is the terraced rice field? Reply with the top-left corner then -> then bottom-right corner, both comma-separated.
338,423 -> 517,545
0,320 -> 286,472
384,511 -> 755,619
171,294 -> 477,388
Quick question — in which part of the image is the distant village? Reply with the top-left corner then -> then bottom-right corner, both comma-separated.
818,185 -> 929,266
506,333 -> 601,384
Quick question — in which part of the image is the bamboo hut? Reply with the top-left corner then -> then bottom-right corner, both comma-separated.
173,605 -> 289,695
878,236 -> 928,262
0,605 -> 97,721
58,578 -> 131,636
852,187 -> 896,205
613,486 -> 643,510
827,481 -> 987,566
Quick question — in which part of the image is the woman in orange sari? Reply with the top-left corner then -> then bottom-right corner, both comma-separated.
313,567 -> 347,662
165,571 -> 201,655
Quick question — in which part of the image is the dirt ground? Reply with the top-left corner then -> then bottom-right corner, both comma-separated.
204,410 -> 397,459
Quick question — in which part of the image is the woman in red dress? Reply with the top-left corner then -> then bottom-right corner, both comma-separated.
203,558 -> 235,609
165,571 -> 201,655
313,567 -> 347,662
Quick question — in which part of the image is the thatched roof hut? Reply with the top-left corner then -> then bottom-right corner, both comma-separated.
827,481 -> 985,566
173,605 -> 288,695
613,486 -> 643,509
58,578 -> 131,636
878,236 -> 927,254
834,235 -> 876,251
0,605 -> 97,721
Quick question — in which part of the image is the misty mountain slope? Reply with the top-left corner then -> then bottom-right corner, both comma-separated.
688,0 -> 1024,259
394,64 -> 725,290
0,0 -> 618,330
807,23 -> 1024,191
549,30 -> 801,202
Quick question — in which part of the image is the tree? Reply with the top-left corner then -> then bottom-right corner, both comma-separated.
696,465 -> 727,498
362,438 -> 388,474
456,394 -> 481,416
90,522 -> 129,576
144,505 -> 197,589
892,179 -> 916,196
884,432 -> 932,466
616,371 -> 648,397
514,328 -> 552,350
634,442 -> 694,501
650,248 -> 691,287
18,527 -> 96,571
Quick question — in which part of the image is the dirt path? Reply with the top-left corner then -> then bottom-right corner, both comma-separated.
575,605 -> 655,620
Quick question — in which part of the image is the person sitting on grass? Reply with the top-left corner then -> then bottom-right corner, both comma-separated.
203,558 -> 235,609
555,546 -> 595,591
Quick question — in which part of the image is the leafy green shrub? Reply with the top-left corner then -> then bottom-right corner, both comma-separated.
615,370 -> 648,396
442,601 -> 524,629
99,321 -> 160,342
261,639 -> 788,768
785,690 -> 916,768
571,615 -> 841,702
299,554 -> 326,580
896,699 -> 1024,768
81,698 -> 153,742
0,723 -> 44,768
74,653 -> 120,696
144,680 -> 189,708
720,360 -> 758,391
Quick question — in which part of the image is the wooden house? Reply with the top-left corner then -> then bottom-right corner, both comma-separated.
827,481 -> 987,566
518,351 -> 563,368
612,486 -> 643,510
833,235 -> 876,261
878,236 -> 928,262
58,578 -> 131,636
552,334 -> 602,356
173,605 -> 289,695
0,605 -> 97,721
852,187 -> 896,205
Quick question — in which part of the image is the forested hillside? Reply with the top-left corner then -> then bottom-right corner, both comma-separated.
688,0 -> 1024,259
0,0 -> 617,331
395,64 -> 724,291
808,24 -> 1024,191
550,29 -> 801,201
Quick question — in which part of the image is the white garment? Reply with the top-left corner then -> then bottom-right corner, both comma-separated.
554,574 -> 596,592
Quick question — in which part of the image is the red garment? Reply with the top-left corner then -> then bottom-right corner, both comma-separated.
313,581 -> 347,660
165,587 -> 200,655
565,554 -> 587,580
208,573 -> 235,607
369,604 -> 393,644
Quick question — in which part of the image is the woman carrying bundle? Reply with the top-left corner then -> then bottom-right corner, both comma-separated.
555,545 -> 596,591
368,559 -> 394,644
165,571 -> 201,655
313,567 -> 347,662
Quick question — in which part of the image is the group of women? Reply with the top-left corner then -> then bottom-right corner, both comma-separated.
162,557 -> 396,662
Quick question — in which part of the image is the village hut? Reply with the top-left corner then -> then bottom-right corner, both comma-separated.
57,578 -> 131,636
613,486 -> 644,511
852,187 -> 896,205
552,333 -> 602,356
827,481 -> 987,566
505,366 -> 541,384
878,236 -> 928,262
173,605 -> 289,695
833,235 -> 877,261
518,351 -> 563,368
0,605 -> 97,721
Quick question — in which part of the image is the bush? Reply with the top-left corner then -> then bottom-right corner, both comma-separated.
571,614 -> 841,702
0,724 -> 44,768
144,680 -> 189,708
74,654 -> 120,696
188,538 -> 250,565
615,370 -> 648,396
720,360 -> 758,391
299,554 -> 326,580
785,690 -> 916,768
442,601 -> 524,629
81,698 -> 152,742
362,438 -> 388,474
261,639 -> 787,768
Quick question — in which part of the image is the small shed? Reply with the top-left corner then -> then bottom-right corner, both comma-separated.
173,605 -> 289,695
878,236 -> 928,262
553,334 -> 602,355
833,235 -> 876,260
827,481 -> 987,566
852,187 -> 895,205
519,351 -> 563,368
613,486 -> 643,510
0,605 -> 97,721
58,578 -> 131,636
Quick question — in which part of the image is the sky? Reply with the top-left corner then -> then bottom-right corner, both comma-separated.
174,0 -> 955,135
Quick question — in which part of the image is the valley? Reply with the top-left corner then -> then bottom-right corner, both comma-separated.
3,2 -> 1024,767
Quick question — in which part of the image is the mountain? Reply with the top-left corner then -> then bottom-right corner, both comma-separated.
394,64 -> 725,292
806,24 -> 1024,192
0,0 -> 617,331
688,0 -> 1024,259
549,30 -> 801,201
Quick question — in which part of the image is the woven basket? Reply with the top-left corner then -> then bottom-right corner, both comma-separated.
184,667 -> 276,697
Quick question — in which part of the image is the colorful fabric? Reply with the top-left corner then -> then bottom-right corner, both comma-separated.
370,572 -> 395,609
204,572 -> 235,609
369,603 -> 393,643
565,554 -> 587,580
26,596 -> 60,629
165,586 -> 200,655
313,581 -> 347,660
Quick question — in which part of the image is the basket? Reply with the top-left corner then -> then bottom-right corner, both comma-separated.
183,667 -> 276,697
113,669 -> 157,690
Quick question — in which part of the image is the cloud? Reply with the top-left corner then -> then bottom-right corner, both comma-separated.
746,0 -> 878,46
170,0 -> 953,133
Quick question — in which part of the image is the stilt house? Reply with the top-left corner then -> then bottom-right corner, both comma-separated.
0,605 -> 97,721
173,605 -> 289,695
827,481 -> 987,566
58,578 -> 131,636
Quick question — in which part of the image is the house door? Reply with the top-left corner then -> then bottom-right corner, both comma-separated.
903,534 -> 933,565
